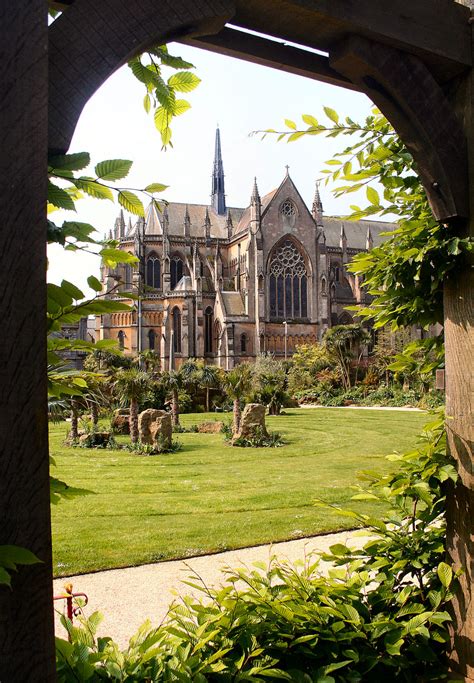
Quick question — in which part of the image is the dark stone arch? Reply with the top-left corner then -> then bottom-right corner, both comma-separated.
48,0 -> 235,152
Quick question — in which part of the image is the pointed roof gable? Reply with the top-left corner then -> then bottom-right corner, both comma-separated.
260,172 -> 315,224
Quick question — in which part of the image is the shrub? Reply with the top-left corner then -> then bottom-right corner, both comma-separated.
230,426 -> 285,448
125,437 -> 182,455
173,423 -> 198,433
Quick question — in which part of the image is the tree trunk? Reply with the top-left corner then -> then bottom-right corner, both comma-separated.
206,387 -> 210,413
70,403 -> 79,441
172,388 -> 180,426
129,398 -> 138,444
0,2 -> 56,679
233,398 -> 241,434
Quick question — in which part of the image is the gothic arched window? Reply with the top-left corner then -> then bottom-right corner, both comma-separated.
170,256 -> 184,289
146,252 -> 160,289
240,333 -> 247,354
321,276 -> 327,295
148,329 -> 156,350
117,330 -> 125,350
268,239 -> 308,321
123,264 -> 133,291
172,307 -> 181,353
204,306 -> 213,354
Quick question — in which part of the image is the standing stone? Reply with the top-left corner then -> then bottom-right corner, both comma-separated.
233,403 -> 268,442
138,409 -> 172,449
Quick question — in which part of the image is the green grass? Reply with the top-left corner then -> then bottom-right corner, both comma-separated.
50,408 -> 428,577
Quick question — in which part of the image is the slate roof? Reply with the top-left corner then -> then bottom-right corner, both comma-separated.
221,291 -> 246,316
323,217 -> 393,250
124,194 -> 394,249
126,201 -> 244,239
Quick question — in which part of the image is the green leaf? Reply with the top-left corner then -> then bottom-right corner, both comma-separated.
437,562 -> 453,588
143,93 -> 151,114
128,58 -> 158,87
73,178 -> 114,201
117,190 -> 144,217
87,275 -> 102,292
154,106 -> 170,132
367,186 -> 380,205
167,71 -> 201,92
302,114 -> 318,127
323,107 -> 339,124
94,159 -> 133,182
47,181 -> 76,211
404,612 -> 432,634
100,248 -> 138,267
145,183 -> 168,194
60,280 -> 84,301
49,152 -> 90,172
173,99 -> 191,116
284,119 -> 297,130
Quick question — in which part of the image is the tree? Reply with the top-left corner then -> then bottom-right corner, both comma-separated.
113,369 -> 151,443
161,370 -> 185,427
223,364 -> 252,435
323,324 -> 371,391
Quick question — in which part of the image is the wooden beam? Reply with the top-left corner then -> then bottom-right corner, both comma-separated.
232,0 -> 472,82
49,0 -> 236,153
0,1 -> 56,680
184,27 -> 361,92
330,35 -> 469,221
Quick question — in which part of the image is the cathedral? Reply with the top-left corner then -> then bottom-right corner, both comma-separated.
97,128 -> 390,369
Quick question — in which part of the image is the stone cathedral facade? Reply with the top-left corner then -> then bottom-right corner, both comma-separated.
97,129 -> 390,369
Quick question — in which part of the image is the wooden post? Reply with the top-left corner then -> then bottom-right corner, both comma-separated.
445,5 -> 474,679
0,1 -> 56,681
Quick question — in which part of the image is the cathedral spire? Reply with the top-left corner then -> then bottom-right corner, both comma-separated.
211,126 -> 226,215
251,176 -> 260,204
312,181 -> 323,226
366,225 -> 373,250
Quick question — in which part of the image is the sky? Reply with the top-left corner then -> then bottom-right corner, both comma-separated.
48,37 -> 376,295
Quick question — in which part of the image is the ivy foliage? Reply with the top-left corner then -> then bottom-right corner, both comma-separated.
262,108 -> 473,330
55,414 -> 458,681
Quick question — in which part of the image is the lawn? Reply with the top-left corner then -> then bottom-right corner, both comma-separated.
50,407 -> 428,577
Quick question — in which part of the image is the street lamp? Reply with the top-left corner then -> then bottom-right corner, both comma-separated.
134,218 -> 146,365
283,320 -> 288,360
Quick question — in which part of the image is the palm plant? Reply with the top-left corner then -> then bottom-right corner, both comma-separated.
198,364 -> 222,412
223,364 -> 252,434
161,370 -> 185,427
113,369 -> 151,443
323,324 -> 371,390
138,349 -> 161,376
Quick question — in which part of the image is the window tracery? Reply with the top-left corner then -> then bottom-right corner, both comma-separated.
268,240 -> 308,320
204,306 -> 213,354
172,307 -> 181,353
170,256 -> 184,289
146,252 -> 160,289
280,199 -> 296,217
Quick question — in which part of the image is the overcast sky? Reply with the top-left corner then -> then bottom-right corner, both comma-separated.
48,39 -> 376,295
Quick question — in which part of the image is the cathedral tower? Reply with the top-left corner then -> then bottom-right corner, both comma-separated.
211,126 -> 226,215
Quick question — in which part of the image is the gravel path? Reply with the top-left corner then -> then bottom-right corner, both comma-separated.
53,529 -> 368,648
